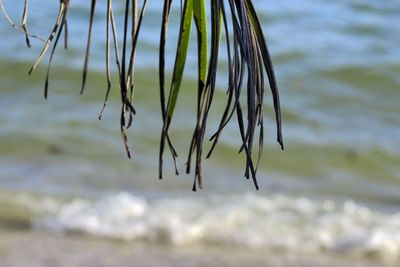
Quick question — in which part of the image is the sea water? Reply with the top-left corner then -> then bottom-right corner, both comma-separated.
0,0 -> 399,266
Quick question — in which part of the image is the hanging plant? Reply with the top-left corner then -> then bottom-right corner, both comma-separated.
0,0 -> 283,190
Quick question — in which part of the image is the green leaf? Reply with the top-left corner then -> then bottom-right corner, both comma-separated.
164,0 -> 193,126
193,0 -> 207,86
159,0 -> 194,179
187,0 -> 208,190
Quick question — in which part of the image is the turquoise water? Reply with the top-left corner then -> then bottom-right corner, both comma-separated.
0,1 -> 399,266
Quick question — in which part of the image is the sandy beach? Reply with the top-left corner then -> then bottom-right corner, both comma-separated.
2,229 -> 396,267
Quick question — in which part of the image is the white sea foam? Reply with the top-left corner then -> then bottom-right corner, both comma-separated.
32,192 -> 400,259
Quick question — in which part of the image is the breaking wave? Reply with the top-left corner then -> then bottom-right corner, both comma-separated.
27,192 -> 400,259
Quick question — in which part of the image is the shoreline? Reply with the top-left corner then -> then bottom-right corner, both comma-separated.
0,229 -> 396,267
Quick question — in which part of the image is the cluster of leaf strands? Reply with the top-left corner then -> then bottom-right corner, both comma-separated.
1,0 -> 283,191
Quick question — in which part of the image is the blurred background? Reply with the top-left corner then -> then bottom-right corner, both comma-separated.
0,0 -> 399,266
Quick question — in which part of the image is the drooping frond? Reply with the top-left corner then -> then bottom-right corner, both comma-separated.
159,0 -> 283,190
28,0 -> 70,98
0,0 -> 44,44
1,0 -> 283,190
